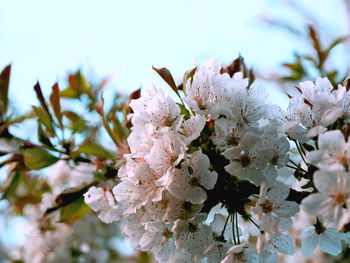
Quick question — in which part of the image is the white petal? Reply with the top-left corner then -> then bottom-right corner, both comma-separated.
321,107 -> 343,126
313,170 -> 336,194
301,193 -> 323,217
267,182 -> 289,202
300,227 -> 318,256
320,228 -> 342,256
275,200 -> 299,217
271,234 -> 294,255
318,130 -> 345,151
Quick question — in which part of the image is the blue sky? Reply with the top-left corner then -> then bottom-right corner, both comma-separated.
0,0 -> 349,248
1,0 -> 348,113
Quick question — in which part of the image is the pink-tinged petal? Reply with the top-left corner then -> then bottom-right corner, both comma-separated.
307,125 -> 327,138
187,186 -> 208,204
84,186 -> 109,212
140,230 -> 162,250
181,115 -> 206,145
98,208 -> 122,224
112,178 -> 135,202
190,150 -> 209,173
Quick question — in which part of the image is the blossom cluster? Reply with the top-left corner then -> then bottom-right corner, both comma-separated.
84,58 -> 350,262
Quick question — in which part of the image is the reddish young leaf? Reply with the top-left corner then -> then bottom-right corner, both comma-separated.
95,93 -> 105,117
308,25 -> 325,66
220,57 -> 242,77
129,88 -> 141,100
343,77 -> 350,92
34,82 -> 50,113
0,64 -> 11,117
152,66 -> 180,97
50,83 -> 63,128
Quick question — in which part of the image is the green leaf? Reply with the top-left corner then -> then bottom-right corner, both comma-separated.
301,180 -> 314,189
32,105 -> 55,135
61,71 -> 90,99
8,114 -> 34,125
77,143 -> 113,159
60,86 -> 79,98
23,148 -> 59,170
38,122 -> 54,149
62,110 -> 80,122
1,171 -> 23,199
71,118 -> 85,133
111,114 -> 128,140
324,36 -> 348,60
69,71 -> 89,94
177,103 -> 190,120
182,66 -> 197,94
59,196 -> 90,224
55,184 -> 93,206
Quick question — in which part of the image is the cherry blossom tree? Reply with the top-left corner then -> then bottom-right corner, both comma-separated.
1,3 -> 350,263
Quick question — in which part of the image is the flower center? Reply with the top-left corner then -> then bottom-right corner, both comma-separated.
182,201 -> 193,211
162,228 -> 173,239
261,200 -> 274,213
228,134 -> 239,146
164,116 -> 173,127
337,154 -> 349,171
240,154 -> 251,167
334,192 -> 346,206
233,252 -> 245,261
271,155 -> 279,165
188,223 -> 198,233
190,176 -> 200,186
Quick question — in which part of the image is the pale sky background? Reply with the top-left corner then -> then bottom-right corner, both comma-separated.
0,0 -> 349,250
1,0 -> 349,112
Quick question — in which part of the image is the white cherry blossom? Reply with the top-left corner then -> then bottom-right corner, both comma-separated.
172,218 -> 212,257
144,131 -> 186,174
300,224 -> 343,256
167,150 -> 217,204
139,222 -> 176,262
307,130 -> 350,172
222,243 -> 259,263
84,186 -> 122,223
253,182 -> 299,234
302,170 -> 350,227
129,85 -> 181,130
